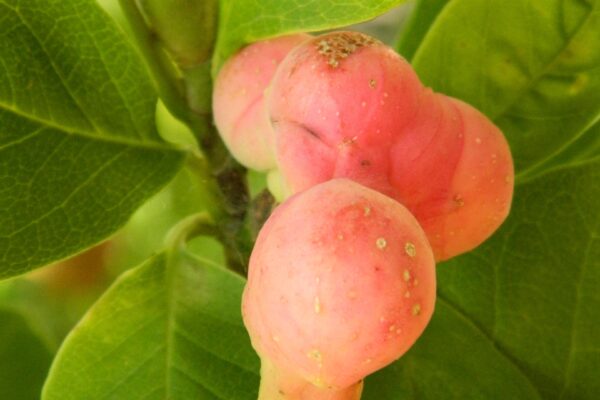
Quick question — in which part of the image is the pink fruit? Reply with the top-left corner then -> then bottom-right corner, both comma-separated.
242,179 -> 436,399
267,31 -> 513,261
213,34 -> 311,171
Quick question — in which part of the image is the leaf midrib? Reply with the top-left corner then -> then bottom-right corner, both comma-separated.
1,0 -> 148,142
0,101 -> 181,152
163,252 -> 257,400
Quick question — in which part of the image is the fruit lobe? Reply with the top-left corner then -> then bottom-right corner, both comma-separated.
213,34 -> 311,171
242,179 -> 436,398
267,31 -> 514,260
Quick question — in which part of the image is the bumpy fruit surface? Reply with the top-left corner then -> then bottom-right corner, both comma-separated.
242,179 -> 436,399
213,34 -> 310,171
268,31 -> 514,261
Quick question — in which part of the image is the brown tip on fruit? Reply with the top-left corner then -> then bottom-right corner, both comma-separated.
316,32 -> 379,68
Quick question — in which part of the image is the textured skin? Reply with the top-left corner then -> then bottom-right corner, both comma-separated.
268,31 -> 514,261
213,34 -> 311,171
242,179 -> 436,397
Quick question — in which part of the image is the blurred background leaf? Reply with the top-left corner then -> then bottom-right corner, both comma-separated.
395,0 -> 448,60
0,308 -> 54,400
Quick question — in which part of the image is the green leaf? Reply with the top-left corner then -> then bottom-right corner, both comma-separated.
0,308 -> 54,400
520,119 -> 600,182
412,0 -> 600,175
0,0 -> 184,278
395,0 -> 448,60
213,0 -> 408,73
366,159 -> 600,399
43,250 -> 260,400
363,300 -> 541,399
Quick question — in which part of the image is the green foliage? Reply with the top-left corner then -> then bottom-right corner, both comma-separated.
395,0 -> 448,60
0,308 -> 53,400
213,0 -> 408,74
138,0 -> 218,67
0,0 -> 184,278
412,0 -> 600,176
43,250 -> 259,400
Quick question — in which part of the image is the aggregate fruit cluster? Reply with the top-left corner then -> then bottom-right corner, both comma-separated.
213,31 -> 514,399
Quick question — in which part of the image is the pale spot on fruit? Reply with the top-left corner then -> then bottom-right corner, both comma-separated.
379,316 -> 386,323
307,349 -> 323,367
413,279 -> 419,287
404,291 -> 411,298
272,335 -> 281,343
405,242 -> 416,257
505,175 -> 511,183
347,290 -> 357,299
364,206 -> 371,216
388,324 -> 396,332
412,303 -> 422,316
314,296 -> 322,314
376,237 -> 387,249
337,233 -> 344,240
365,358 -> 373,364
361,101 -> 367,107
335,111 -> 340,117
369,79 -> 376,88
403,269 -> 411,282
383,92 -> 389,98
475,137 -> 482,144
